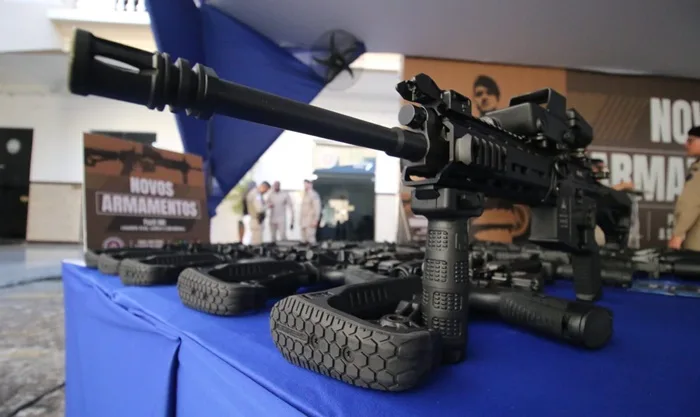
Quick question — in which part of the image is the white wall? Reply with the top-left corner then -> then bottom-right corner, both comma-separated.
210,198 -> 241,244
0,93 -> 182,183
0,1 -> 64,53
0,69 -> 403,243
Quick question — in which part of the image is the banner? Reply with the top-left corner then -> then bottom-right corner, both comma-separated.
401,58 -> 700,248
401,58 -> 567,244
567,71 -> 700,247
83,133 -> 209,249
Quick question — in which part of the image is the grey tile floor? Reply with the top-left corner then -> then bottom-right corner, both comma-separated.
0,244 -> 82,288
0,243 -> 80,417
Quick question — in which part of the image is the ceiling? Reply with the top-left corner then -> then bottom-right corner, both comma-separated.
209,0 -> 700,79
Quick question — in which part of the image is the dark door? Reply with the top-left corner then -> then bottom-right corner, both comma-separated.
314,174 -> 375,242
0,128 -> 33,240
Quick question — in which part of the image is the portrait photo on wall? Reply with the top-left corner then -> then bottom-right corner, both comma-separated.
402,58 -> 568,244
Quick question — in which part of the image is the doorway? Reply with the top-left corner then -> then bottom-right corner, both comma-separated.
313,164 -> 375,242
0,128 -> 33,240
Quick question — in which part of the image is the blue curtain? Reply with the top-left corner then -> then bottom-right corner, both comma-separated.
146,0 -> 327,216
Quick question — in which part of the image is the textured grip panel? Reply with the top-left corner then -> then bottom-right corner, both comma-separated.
97,254 -> 122,275
84,250 -> 101,268
499,292 -> 567,337
422,219 -> 470,364
271,291 -> 440,391
178,268 -> 268,316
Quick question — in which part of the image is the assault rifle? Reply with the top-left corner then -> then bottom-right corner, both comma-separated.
471,256 -> 550,292
85,145 -> 201,183
142,145 -> 202,184
557,247 -> 700,288
66,30 -> 631,365
470,241 -> 570,278
84,146 -> 156,175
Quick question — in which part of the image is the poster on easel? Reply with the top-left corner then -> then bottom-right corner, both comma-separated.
82,133 -> 209,250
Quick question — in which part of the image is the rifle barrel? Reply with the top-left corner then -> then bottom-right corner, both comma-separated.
68,29 -> 428,162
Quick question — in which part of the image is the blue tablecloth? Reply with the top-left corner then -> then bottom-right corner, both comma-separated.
62,261 -> 700,417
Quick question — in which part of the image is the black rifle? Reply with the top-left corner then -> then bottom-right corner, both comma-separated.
306,241 -> 423,268
142,145 -> 202,184
85,145 -> 202,183
471,257 -> 549,292
66,30 -> 631,365
557,247 -> 700,287
90,242 -> 254,275
84,146 -> 156,176
176,243 -> 416,316
470,242 -> 570,279
631,248 -> 700,279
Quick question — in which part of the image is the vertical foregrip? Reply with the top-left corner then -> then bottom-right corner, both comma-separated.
422,219 -> 470,364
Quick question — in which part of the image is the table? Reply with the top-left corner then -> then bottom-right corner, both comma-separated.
62,261 -> 700,417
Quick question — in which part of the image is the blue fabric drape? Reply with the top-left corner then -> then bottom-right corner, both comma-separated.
64,261 -> 700,417
146,0 -> 327,215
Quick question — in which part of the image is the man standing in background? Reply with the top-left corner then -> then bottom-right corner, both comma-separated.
300,179 -> 321,244
470,75 -> 531,244
245,181 -> 270,245
669,127 -> 700,251
473,75 -> 501,117
267,181 -> 294,242
240,181 -> 256,244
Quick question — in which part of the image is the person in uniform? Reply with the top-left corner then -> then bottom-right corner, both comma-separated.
240,181 -> 256,244
267,181 -> 294,242
245,181 -> 270,245
300,179 -> 322,244
669,127 -> 700,251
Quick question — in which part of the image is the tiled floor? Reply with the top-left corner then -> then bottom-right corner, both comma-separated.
0,243 -> 79,417
0,243 -> 82,287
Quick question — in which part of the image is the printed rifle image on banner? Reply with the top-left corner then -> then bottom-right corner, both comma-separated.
83,133 -> 210,249
401,58 -> 567,244
566,72 -> 700,248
